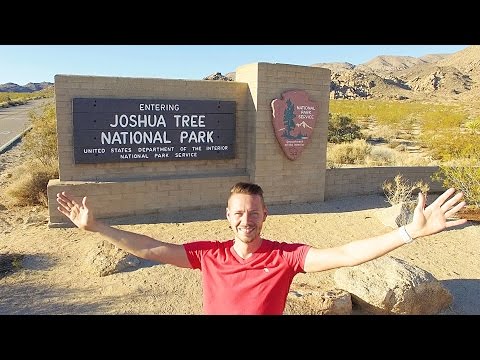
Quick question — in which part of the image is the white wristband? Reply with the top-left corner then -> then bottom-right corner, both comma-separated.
398,226 -> 414,244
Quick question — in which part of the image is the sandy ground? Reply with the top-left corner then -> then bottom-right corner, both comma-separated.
1,144 -> 479,315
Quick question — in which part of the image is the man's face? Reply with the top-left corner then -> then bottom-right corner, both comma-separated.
226,193 -> 267,244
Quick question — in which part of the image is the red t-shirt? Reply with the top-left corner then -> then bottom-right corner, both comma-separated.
183,239 -> 311,315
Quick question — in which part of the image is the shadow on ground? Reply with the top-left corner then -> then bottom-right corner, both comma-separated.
442,279 -> 480,315
0,282 -> 120,315
1,252 -> 57,279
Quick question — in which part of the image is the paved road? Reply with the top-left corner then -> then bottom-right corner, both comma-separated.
0,98 -> 51,152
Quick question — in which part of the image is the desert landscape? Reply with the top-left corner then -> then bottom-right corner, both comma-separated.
1,45 -> 479,315
1,142 -> 479,315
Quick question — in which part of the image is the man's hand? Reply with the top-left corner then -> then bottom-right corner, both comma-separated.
407,188 -> 467,239
56,192 -> 97,231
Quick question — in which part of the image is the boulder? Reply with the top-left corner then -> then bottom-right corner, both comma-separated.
334,256 -> 452,314
86,240 -> 140,277
285,287 -> 352,315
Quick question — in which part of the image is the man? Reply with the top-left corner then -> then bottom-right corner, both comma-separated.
57,182 -> 467,315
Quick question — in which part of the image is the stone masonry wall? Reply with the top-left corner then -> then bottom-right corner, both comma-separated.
325,166 -> 443,200
47,64 -> 331,226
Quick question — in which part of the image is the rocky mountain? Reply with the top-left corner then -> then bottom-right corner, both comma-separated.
205,45 -> 480,103
0,82 -> 53,93
313,45 -> 479,102
203,72 -> 233,81
6,46 -> 478,103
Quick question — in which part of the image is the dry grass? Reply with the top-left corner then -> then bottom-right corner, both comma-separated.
5,160 -> 58,207
382,174 -> 430,206
327,139 -> 434,168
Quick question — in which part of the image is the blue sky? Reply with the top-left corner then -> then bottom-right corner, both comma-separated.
0,45 -> 469,85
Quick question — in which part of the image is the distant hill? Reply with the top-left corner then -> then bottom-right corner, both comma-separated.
0,82 -> 54,93
311,46 -> 479,102
8,46 -> 479,104
205,45 -> 480,104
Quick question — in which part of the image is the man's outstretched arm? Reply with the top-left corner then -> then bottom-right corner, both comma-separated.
56,192 -> 191,268
304,188 -> 467,273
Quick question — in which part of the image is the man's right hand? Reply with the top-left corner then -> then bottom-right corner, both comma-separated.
56,192 -> 97,231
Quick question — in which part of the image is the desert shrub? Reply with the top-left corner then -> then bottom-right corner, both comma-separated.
382,174 -> 430,206
421,132 -> 480,162
329,99 -> 432,128
433,158 -> 480,208
330,100 -> 472,157
396,131 -> 415,141
421,109 -> 465,132
5,160 -> 58,206
418,107 -> 474,162
363,146 -> 431,167
465,117 -> 480,134
6,100 -> 59,207
388,140 -> 406,150
0,88 -> 53,108
364,146 -> 397,166
429,127 -> 480,207
328,114 -> 363,143
21,100 -> 58,167
327,139 -> 371,165
326,160 -> 340,169
364,125 -> 399,144
397,153 -> 436,166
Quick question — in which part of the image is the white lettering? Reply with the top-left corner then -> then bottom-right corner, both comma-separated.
174,152 -> 198,158
206,145 -> 228,151
101,131 -> 172,145
83,148 -> 105,154
179,130 -> 214,143
138,146 -> 174,152
296,105 -> 315,111
110,114 -> 167,128
139,103 -> 180,111
110,147 -> 132,153
298,114 -> 314,119
119,153 -> 149,159
174,114 -> 206,127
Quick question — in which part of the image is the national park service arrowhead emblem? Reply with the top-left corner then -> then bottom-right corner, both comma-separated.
271,90 -> 318,160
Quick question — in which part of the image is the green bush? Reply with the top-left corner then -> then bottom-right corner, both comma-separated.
328,114 -> 363,143
465,117 -> 480,134
433,158 -> 480,208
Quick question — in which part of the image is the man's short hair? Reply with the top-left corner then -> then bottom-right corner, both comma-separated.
228,182 -> 265,206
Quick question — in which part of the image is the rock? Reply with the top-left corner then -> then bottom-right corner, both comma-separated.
334,256 -> 452,314
202,72 -> 233,81
285,287 -> 352,315
86,240 -> 140,277
374,201 -> 416,228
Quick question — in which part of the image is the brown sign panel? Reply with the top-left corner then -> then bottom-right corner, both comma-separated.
271,90 -> 318,160
72,98 -> 235,163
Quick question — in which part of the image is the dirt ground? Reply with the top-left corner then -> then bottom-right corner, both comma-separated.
1,143 -> 479,315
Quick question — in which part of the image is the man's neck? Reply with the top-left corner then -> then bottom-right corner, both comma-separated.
232,237 -> 263,259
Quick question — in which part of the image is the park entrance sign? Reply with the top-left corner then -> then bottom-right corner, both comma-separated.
72,98 -> 236,163
47,64 -> 331,227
